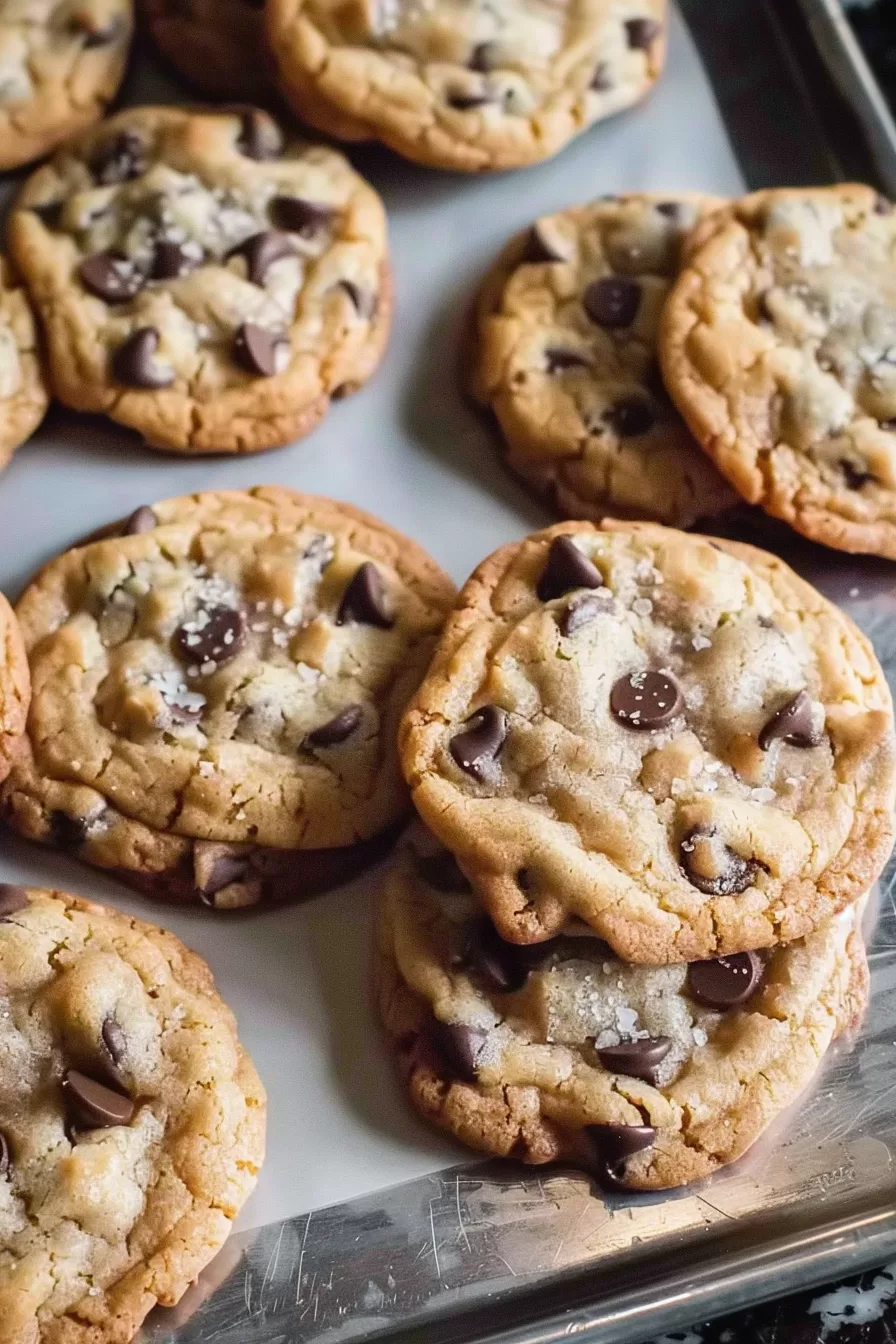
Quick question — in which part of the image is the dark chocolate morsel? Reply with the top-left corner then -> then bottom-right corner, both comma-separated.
875,195 -> 893,215
234,106 -> 283,160
469,41 -> 499,71
591,61 -> 613,91
610,670 -> 683,730
537,536 -> 603,601
687,951 -> 764,1009
656,201 -> 682,219
339,280 -> 377,319
625,17 -> 662,49
91,131 -> 145,185
151,240 -> 199,280
63,1070 -> 135,1129
79,251 -> 145,302
589,1121 -> 657,1163
198,853 -> 252,899
32,201 -> 63,228
305,704 -> 363,748
0,1132 -> 9,1176
233,322 -> 290,377
270,196 -> 336,236
112,327 -> 174,389
758,689 -> 823,750
458,917 -> 549,992
449,706 -> 508,780
597,1037 -> 671,1082
561,591 -> 614,635
840,458 -> 874,490
336,562 -> 393,628
432,1020 -> 487,1082
50,811 -> 88,850
524,222 -> 569,264
604,394 -> 656,436
446,90 -> 496,110
102,1018 -> 127,1066
583,276 -> 641,328
679,827 -> 758,897
173,605 -> 245,667
122,505 -> 156,536
0,885 -> 29,919
229,231 -> 295,286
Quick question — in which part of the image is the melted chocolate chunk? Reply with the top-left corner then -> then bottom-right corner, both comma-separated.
229,231 -> 295,286
50,811 -> 88,850
679,827 -> 758,896
79,251 -> 145,302
524,222 -> 569,264
102,1018 -> 127,1066
152,240 -> 199,280
122,505 -> 156,536
234,106 -> 283,160
597,1036 -> 671,1083
270,196 -> 336,237
233,322 -> 289,377
112,327 -> 174,389
305,704 -> 363,748
840,458 -> 874,490
458,917 -> 553,992
588,1122 -> 656,1188
687,952 -> 764,1009
336,563 -> 393,628
758,689 -> 823,750
537,536 -> 603,601
610,671 -> 683,730
339,280 -> 377,319
0,885 -> 29,919
63,1070 -> 135,1129
604,394 -> 656,437
561,591 -> 614,635
432,1021 -> 487,1082
591,62 -> 613,91
449,706 -> 507,780
583,276 -> 641,328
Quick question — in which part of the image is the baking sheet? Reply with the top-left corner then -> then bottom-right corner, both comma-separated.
0,3 -> 746,1234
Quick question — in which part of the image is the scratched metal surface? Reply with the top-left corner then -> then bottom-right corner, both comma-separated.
133,529 -> 896,1344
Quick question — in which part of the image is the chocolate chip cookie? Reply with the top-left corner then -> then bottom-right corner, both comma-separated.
377,830 -> 868,1189
0,258 -> 48,474
10,105 -> 391,455
661,184 -> 896,556
0,592 -> 28,788
266,0 -> 666,173
2,488 -> 456,910
0,0 -> 132,172
0,883 -> 265,1344
142,0 -> 271,100
400,520 -> 895,963
472,193 -> 736,527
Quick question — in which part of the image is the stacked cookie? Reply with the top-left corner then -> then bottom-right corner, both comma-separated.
382,519 -> 895,1189
474,185 -> 896,559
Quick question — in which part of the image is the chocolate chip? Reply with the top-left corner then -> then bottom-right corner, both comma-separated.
458,917 -> 535,992
234,106 -> 283,160
875,195 -> 893,215
524,222 -> 568,264
305,704 -> 363,748
597,1037 -> 671,1083
591,62 -> 613,91
583,277 -> 641,328
50,811 -> 87,850
680,827 -> 757,897
91,131 -> 145,185
173,605 -> 245,667
199,852 -> 251,899
336,562 -> 393,628
545,349 -> 591,374
469,41 -> 499,71
449,706 -> 507,780
152,240 -> 199,280
432,1021 -> 487,1082
611,670 -> 683,730
656,201 -> 682,219
339,280 -> 377,319
758,689 -> 823,751
840,458 -> 874,490
625,17 -> 661,49
102,1018 -> 127,1066
32,201 -> 62,228
233,322 -> 290,377
112,328 -> 174,389
79,251 -> 145,302
62,1070 -> 135,1129
687,952 -> 764,1009
537,536 -> 603,601
561,592 -> 614,635
270,196 -> 336,237
229,231 -> 295,285
588,1122 -> 656,1189
446,90 -> 495,110
122,505 -> 156,536
0,885 -> 29,919
78,14 -> 123,46
0,1132 -> 9,1176
604,394 -> 656,436
414,849 -> 471,894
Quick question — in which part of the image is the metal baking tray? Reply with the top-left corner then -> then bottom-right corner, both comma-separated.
1,3 -> 895,1343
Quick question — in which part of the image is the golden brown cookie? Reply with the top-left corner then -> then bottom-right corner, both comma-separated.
472,193 -> 736,526
10,105 -> 391,456
0,257 -> 49,474
400,519 -> 895,963
377,830 -> 869,1190
266,0 -> 667,173
0,883 -> 265,1344
0,592 -> 28,789
0,0 -> 133,173
661,184 -> 896,556
2,488 -> 456,911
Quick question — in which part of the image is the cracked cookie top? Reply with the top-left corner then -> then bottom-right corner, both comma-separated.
0,591 -> 28,788
472,193 -> 736,527
10,104 -> 390,455
142,0 -> 271,100
2,488 -> 456,894
661,185 -> 896,557
0,884 -> 264,1344
377,831 -> 868,1190
0,0 -> 132,172
400,519 -> 895,963
0,257 -> 50,474
266,0 -> 666,173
